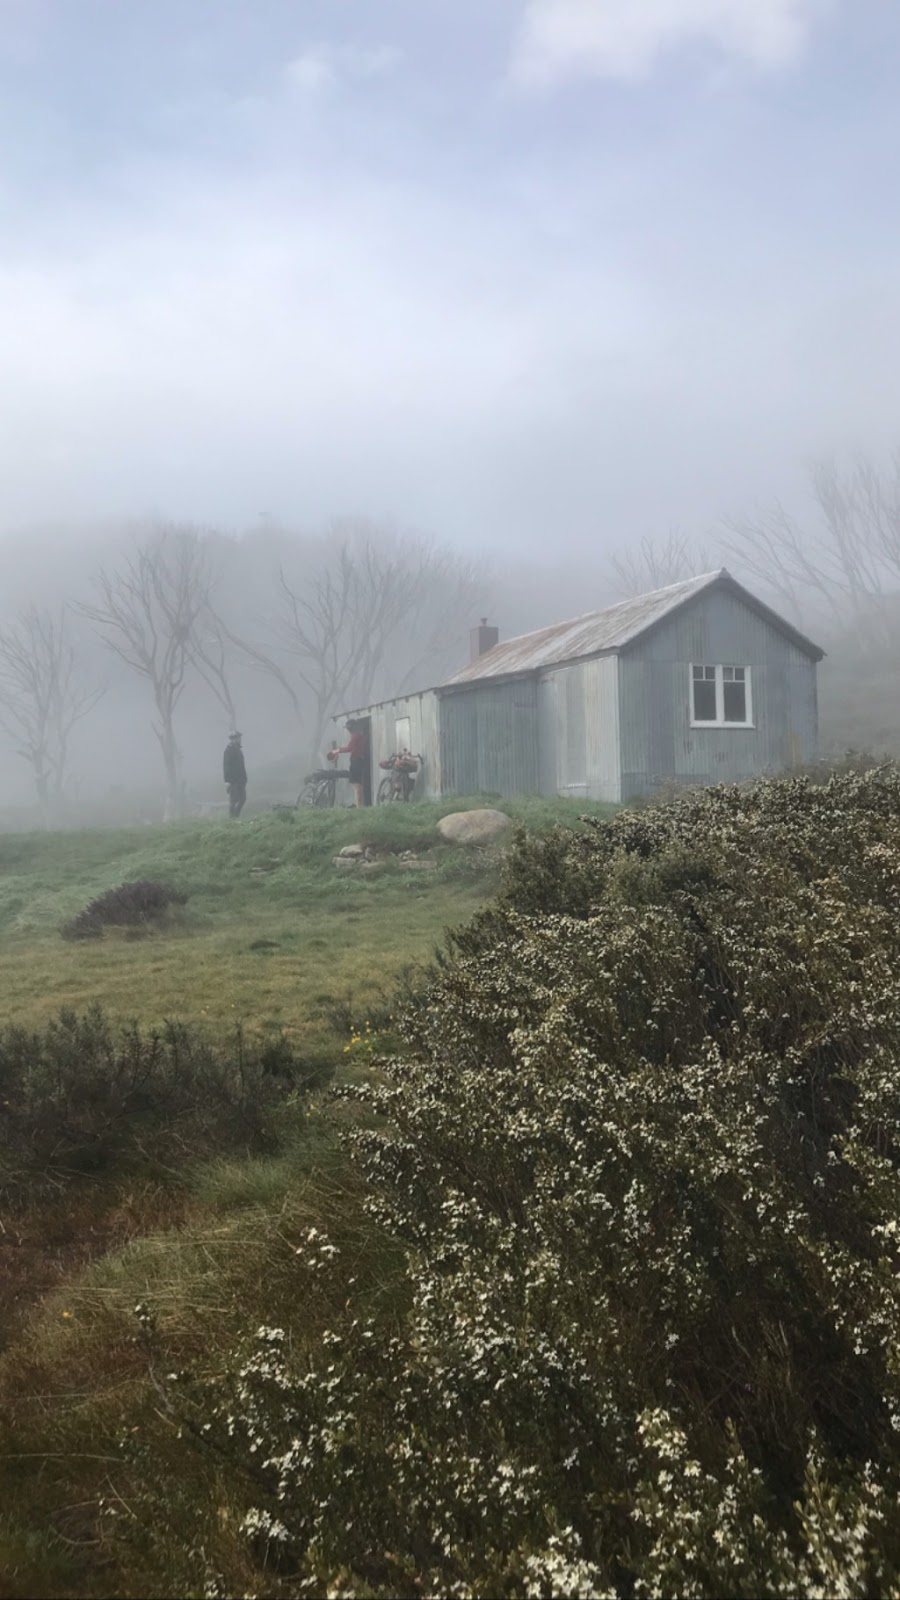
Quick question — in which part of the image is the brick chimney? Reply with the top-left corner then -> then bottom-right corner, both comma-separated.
470,618 -> 499,662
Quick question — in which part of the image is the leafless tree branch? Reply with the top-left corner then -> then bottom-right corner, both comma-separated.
224,522 -> 490,762
80,527 -> 231,816
0,606 -> 105,821
720,453 -> 900,647
188,610 -> 239,727
609,531 -> 713,599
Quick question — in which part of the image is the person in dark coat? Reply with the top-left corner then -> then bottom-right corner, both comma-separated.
223,732 -> 247,817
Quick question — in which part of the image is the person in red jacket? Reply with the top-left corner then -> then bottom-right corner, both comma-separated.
328,719 -> 368,807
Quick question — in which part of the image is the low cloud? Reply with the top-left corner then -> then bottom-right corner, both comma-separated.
512,0 -> 833,86
285,50 -> 336,93
285,42 -> 400,95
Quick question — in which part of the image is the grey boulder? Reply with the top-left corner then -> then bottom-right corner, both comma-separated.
436,808 -> 514,846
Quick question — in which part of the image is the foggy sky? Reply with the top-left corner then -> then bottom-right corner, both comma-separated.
0,0 -> 896,554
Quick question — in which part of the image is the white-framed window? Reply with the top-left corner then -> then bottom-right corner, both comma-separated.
690,664 -> 753,727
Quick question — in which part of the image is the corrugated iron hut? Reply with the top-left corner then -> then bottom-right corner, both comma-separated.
335,569 -> 823,805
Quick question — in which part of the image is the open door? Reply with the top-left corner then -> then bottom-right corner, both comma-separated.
357,716 -> 373,806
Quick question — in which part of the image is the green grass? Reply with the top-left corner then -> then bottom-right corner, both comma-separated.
0,792 -> 618,1599
0,1133 -> 387,1598
0,1113 -> 408,1600
0,795 -> 615,1035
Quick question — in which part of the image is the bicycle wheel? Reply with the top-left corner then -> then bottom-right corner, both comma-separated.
376,776 -> 393,805
298,780 -> 319,806
314,778 -> 337,808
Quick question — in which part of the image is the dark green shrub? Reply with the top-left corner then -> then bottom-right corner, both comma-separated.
61,879 -> 188,940
166,767 -> 900,1598
0,1007 -> 302,1200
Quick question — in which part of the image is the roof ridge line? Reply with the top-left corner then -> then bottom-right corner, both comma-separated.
473,569 -> 726,655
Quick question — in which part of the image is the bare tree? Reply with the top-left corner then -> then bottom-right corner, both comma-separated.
190,610 -> 238,729
333,528 -> 487,706
392,548 -> 489,697
848,450 -> 900,576
609,530 -> 713,599
719,500 -> 818,626
273,533 -> 423,757
720,453 -> 900,642
80,527 -> 233,817
0,606 -> 105,822
220,540 -> 365,759
228,523 -> 489,761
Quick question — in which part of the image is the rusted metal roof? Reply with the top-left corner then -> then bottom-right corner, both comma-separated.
445,568 -> 824,685
336,569 -> 824,718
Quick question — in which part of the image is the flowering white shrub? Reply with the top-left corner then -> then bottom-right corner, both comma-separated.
172,768 -> 900,1596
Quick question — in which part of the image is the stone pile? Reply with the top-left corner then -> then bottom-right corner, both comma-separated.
333,843 -> 437,873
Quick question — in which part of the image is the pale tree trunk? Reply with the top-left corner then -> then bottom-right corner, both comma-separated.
157,718 -> 183,821
80,527 -> 233,823
225,527 -> 488,772
34,765 -> 51,830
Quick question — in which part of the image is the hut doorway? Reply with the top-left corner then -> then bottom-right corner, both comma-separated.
357,716 -> 373,806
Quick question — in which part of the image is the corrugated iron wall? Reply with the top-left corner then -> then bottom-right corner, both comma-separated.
439,679 -> 540,795
617,589 -> 818,800
582,656 -> 621,801
538,657 -> 621,802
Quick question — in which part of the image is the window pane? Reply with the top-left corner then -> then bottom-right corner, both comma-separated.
693,678 -> 717,721
723,680 -> 747,722
723,666 -> 735,681
734,667 -> 745,681
692,664 -> 704,680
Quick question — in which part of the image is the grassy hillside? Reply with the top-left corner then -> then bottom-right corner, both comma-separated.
0,793 -> 627,1599
30,763 -> 896,1600
0,795 -> 615,1037
23,774 -> 900,1598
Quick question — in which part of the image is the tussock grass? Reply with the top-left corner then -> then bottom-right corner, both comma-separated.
0,1120 -> 402,1600
0,796 -> 616,1035
0,791 -> 618,1597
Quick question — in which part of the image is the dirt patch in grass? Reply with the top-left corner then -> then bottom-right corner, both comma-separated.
0,1125 -> 400,1600
0,1184 -> 193,1351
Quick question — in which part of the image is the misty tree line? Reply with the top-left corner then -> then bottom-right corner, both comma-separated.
1,453 -> 899,821
0,520 -> 487,822
614,453 -> 900,644
610,455 -> 900,767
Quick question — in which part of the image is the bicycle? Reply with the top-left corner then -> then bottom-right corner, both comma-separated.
376,752 -> 423,805
296,768 -> 351,808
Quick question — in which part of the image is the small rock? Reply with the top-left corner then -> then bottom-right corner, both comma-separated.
436,808 -> 514,846
338,844 -> 365,858
333,856 -> 359,872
